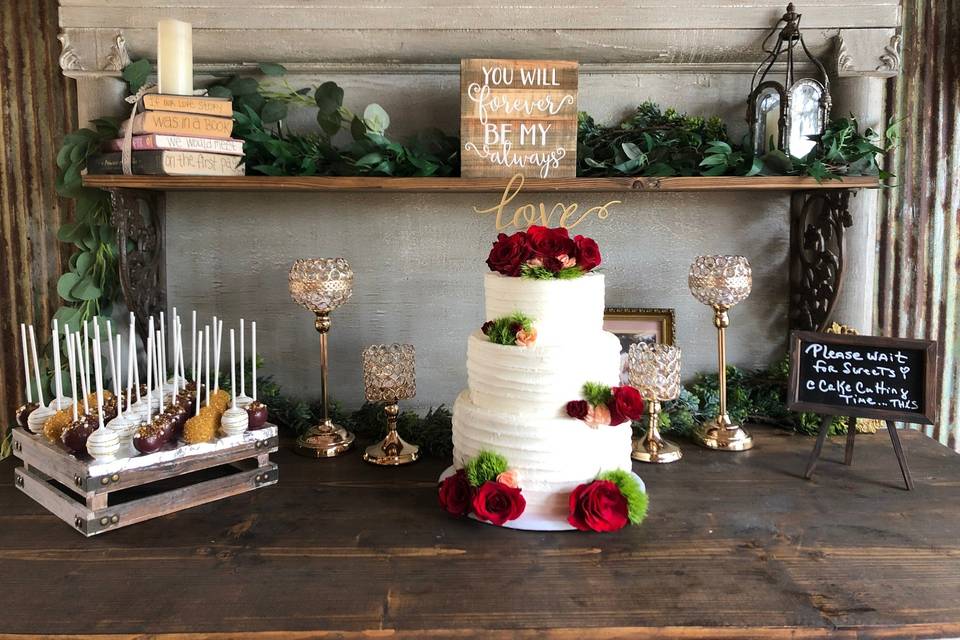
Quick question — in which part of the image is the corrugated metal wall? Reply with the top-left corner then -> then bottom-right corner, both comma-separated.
0,0 -> 77,434
879,0 -> 959,449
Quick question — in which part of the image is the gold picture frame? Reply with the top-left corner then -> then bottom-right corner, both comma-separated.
604,308 -> 676,385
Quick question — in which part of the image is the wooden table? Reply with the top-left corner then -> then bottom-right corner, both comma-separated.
2,425 -> 959,639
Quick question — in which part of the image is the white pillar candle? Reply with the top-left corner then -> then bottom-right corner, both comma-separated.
157,19 -> 193,96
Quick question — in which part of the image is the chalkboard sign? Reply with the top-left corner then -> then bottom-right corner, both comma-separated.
787,331 -> 938,424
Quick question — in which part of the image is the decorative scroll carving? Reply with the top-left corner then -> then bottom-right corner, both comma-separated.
57,32 -> 83,71
108,189 -> 165,344
789,190 -> 854,332
836,34 -> 854,72
105,33 -> 131,72
876,34 -> 902,73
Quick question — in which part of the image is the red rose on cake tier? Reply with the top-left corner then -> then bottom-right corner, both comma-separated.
526,226 -> 577,272
566,400 -> 589,420
608,386 -> 645,424
438,469 -> 472,516
573,235 -> 602,272
486,232 -> 533,277
568,479 -> 630,532
472,480 -> 526,526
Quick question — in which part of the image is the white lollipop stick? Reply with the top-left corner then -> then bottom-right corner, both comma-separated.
126,321 -> 135,411
214,319 -> 222,392
20,324 -> 32,403
172,318 -> 179,397
240,318 -> 246,398
155,330 -> 165,411
159,311 -> 166,383
115,334 -> 123,419
178,316 -> 186,385
52,320 -> 63,410
147,316 -> 156,393
66,327 -> 78,420
28,325 -> 45,406
74,333 -> 89,413
204,325 -> 211,407
230,329 -> 237,409
194,331 -> 203,416
83,321 -> 90,398
92,335 -> 105,429
191,310 -> 197,382
145,330 -> 154,423
106,320 -> 119,399
252,321 -> 258,402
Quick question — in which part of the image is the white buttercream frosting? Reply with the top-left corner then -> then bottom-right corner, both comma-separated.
452,271 -> 637,531
484,271 -> 606,346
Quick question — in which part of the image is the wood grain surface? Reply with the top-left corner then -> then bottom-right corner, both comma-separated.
81,175 -> 881,192
1,425 -> 959,638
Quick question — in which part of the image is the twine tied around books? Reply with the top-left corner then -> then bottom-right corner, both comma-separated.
121,84 -> 159,175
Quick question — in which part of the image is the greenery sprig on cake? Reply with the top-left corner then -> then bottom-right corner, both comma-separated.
486,226 -> 601,280
569,469 -> 648,532
481,312 -> 537,347
566,381 -> 645,428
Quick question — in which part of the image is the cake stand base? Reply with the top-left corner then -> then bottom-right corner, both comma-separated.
438,465 -> 646,532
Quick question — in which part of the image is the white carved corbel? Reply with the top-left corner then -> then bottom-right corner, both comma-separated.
833,30 -> 901,78
57,32 -> 84,71
105,33 -> 132,72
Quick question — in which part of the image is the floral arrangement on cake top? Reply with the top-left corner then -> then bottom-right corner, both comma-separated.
481,312 -> 537,347
566,382 -> 645,428
486,226 -> 601,280
569,469 -> 648,532
438,450 -> 526,526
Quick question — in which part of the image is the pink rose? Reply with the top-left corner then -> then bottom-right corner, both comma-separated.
559,254 -> 577,269
515,327 -> 537,347
584,403 -> 611,429
496,469 -> 520,488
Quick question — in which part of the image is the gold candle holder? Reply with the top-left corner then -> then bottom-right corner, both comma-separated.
361,343 -> 419,465
628,342 -> 683,463
289,258 -> 356,458
688,255 -> 754,451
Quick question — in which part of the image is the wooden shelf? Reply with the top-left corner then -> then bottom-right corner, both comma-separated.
81,174 -> 880,193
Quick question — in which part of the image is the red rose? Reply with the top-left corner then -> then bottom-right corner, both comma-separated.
568,480 -> 629,532
472,480 -> 526,526
566,400 -> 589,420
481,321 -> 494,336
486,232 -> 533,277
438,469 -> 472,516
526,226 -> 576,270
573,235 -> 602,272
610,386 -> 645,422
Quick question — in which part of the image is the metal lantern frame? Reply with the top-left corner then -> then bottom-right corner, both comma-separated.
747,3 -> 832,158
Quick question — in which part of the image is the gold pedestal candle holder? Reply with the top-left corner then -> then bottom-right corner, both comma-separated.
361,343 -> 419,465
628,342 -> 683,463
289,258 -> 356,458
688,255 -> 754,452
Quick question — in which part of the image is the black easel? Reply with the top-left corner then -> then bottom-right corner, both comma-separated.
804,415 -> 914,490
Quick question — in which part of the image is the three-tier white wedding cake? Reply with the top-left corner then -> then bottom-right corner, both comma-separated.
439,227 -> 645,532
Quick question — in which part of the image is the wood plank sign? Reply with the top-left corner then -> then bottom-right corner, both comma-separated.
460,58 -> 578,179
787,330 -> 940,490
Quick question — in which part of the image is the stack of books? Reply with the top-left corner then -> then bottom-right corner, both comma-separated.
88,94 -> 244,176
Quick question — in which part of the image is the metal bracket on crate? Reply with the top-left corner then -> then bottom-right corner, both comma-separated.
789,189 -> 854,332
108,188 -> 166,346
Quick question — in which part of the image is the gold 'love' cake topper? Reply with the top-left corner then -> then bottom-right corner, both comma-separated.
473,174 -> 621,231
460,58 -> 578,179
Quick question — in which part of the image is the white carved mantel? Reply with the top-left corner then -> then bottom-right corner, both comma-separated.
57,1 -> 902,408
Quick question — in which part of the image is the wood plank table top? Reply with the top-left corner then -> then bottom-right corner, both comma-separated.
2,425 -> 959,639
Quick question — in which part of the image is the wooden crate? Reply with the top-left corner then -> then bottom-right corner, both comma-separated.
11,425 -> 279,536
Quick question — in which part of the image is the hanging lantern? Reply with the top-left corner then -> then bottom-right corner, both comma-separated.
747,3 -> 831,159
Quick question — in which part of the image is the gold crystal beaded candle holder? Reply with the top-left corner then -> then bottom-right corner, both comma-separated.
628,342 -> 683,463
361,343 -> 420,465
688,255 -> 754,451
288,258 -> 356,458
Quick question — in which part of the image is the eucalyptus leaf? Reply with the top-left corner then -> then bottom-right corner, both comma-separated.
72,276 -> 102,301
122,59 -> 151,92
315,81 -> 344,115
362,103 -> 390,134
261,100 -> 288,124
57,273 -> 80,302
259,62 -> 287,77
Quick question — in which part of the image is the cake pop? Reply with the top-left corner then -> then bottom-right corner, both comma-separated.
107,332 -> 138,458
164,323 -> 189,438
16,324 -> 38,429
86,326 -> 120,461
220,329 -> 249,437
236,318 -> 253,409
26,325 -> 55,435
134,330 -> 171,454
61,331 -> 96,455
184,329 -> 217,444
246,321 -> 269,429
209,319 -> 230,411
